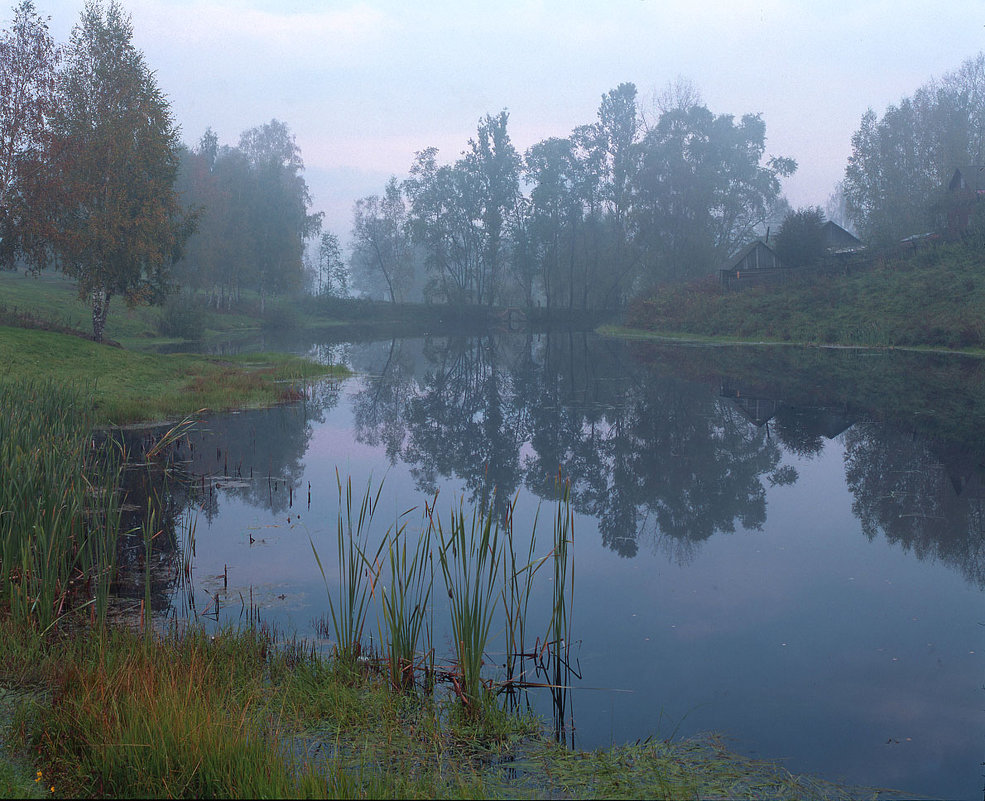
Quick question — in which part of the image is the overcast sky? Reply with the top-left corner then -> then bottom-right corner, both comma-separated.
32,0 -> 985,238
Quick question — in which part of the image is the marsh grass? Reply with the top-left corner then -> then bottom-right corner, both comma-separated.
435,498 -> 503,711
536,734 -> 892,800
0,379 -> 124,631
502,493 -> 543,689
26,628 -> 340,799
379,502 -> 434,691
311,471 -> 389,666
0,618 -> 891,800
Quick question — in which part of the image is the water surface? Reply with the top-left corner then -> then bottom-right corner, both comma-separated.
131,333 -> 985,799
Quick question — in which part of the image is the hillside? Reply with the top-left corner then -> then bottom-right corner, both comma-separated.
625,242 -> 985,351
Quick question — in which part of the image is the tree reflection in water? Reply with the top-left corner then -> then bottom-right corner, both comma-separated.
348,331 -> 985,583
350,332 -> 797,561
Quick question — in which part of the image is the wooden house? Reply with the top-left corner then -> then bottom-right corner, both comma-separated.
946,166 -> 985,234
820,220 -> 862,253
718,239 -> 784,289
729,239 -> 782,272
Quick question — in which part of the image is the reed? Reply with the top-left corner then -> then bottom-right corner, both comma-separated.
0,379 -> 124,631
379,502 -> 432,691
502,492 -> 546,689
545,477 -> 574,658
434,497 -> 502,711
311,471 -> 388,664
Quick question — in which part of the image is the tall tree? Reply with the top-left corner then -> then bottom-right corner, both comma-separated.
633,103 -> 795,283
844,52 -> 985,245
237,119 -> 322,312
524,136 -> 580,310
774,206 -> 826,267
463,110 -> 521,305
317,230 -> 347,296
350,177 -> 413,302
0,0 -> 58,268
45,1 -> 191,341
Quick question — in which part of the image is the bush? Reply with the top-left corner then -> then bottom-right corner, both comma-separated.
156,295 -> 205,339
260,302 -> 302,331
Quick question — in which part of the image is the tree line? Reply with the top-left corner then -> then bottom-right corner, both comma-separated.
348,82 -> 796,309
350,50 -> 985,302
843,52 -> 985,246
6,0 -> 983,336
0,0 -> 321,339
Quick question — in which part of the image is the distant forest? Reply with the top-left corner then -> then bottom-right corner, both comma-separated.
3,0 -> 985,327
189,48 -> 985,311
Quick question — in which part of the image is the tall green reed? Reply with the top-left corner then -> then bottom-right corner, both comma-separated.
378,501 -> 432,690
546,477 -> 574,660
434,497 -> 502,711
0,379 -> 124,630
310,471 -> 388,664
502,493 -> 545,688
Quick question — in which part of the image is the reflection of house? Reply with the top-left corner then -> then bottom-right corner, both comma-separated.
720,380 -> 856,439
720,382 -> 782,427
821,220 -> 862,254
718,240 -> 785,290
946,166 -> 985,234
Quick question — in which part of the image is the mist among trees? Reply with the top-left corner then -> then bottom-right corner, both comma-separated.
350,85 -> 796,309
2,0 -> 985,328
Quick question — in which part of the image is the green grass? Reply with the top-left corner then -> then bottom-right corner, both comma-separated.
0,379 -> 124,632
0,326 -> 346,425
626,242 -> 985,351
0,622 -> 896,800
0,270 -> 263,346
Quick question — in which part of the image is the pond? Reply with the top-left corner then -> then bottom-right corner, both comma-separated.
125,331 -> 985,799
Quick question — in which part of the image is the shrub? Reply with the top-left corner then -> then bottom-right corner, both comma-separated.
156,295 -> 205,339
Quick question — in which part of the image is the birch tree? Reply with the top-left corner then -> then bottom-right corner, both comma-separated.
46,1 -> 190,341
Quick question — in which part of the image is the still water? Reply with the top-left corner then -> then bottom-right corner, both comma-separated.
132,332 -> 984,799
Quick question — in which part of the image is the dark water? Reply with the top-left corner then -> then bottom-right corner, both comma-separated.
131,332 -> 985,799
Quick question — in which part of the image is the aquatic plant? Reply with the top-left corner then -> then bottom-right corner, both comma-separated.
434,497 -> 503,711
0,379 -> 124,630
379,501 -> 433,691
502,492 -> 544,689
311,471 -> 388,664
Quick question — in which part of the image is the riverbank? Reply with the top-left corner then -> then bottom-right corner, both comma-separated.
0,378 -> 895,799
624,241 -> 985,352
0,621 -> 879,800
0,325 -> 344,426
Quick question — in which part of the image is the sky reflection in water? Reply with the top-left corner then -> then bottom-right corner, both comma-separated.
145,335 -> 984,799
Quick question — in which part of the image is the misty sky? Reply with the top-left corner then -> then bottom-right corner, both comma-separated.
31,0 -> 985,238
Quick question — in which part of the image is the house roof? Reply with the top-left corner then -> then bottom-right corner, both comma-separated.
948,166 -> 985,192
727,238 -> 778,269
821,220 -> 862,250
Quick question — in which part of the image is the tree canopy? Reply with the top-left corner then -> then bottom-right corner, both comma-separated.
172,120 -> 322,311
42,0 -> 190,341
844,53 -> 985,245
0,0 -> 57,269
352,85 -> 794,309
774,206 -> 826,268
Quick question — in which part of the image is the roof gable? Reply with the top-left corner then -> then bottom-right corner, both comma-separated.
949,166 -> 985,192
821,220 -> 861,249
727,239 -> 782,271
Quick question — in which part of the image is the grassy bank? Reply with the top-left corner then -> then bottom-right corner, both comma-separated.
0,622 -> 882,800
0,326 -> 344,425
625,242 -> 985,351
